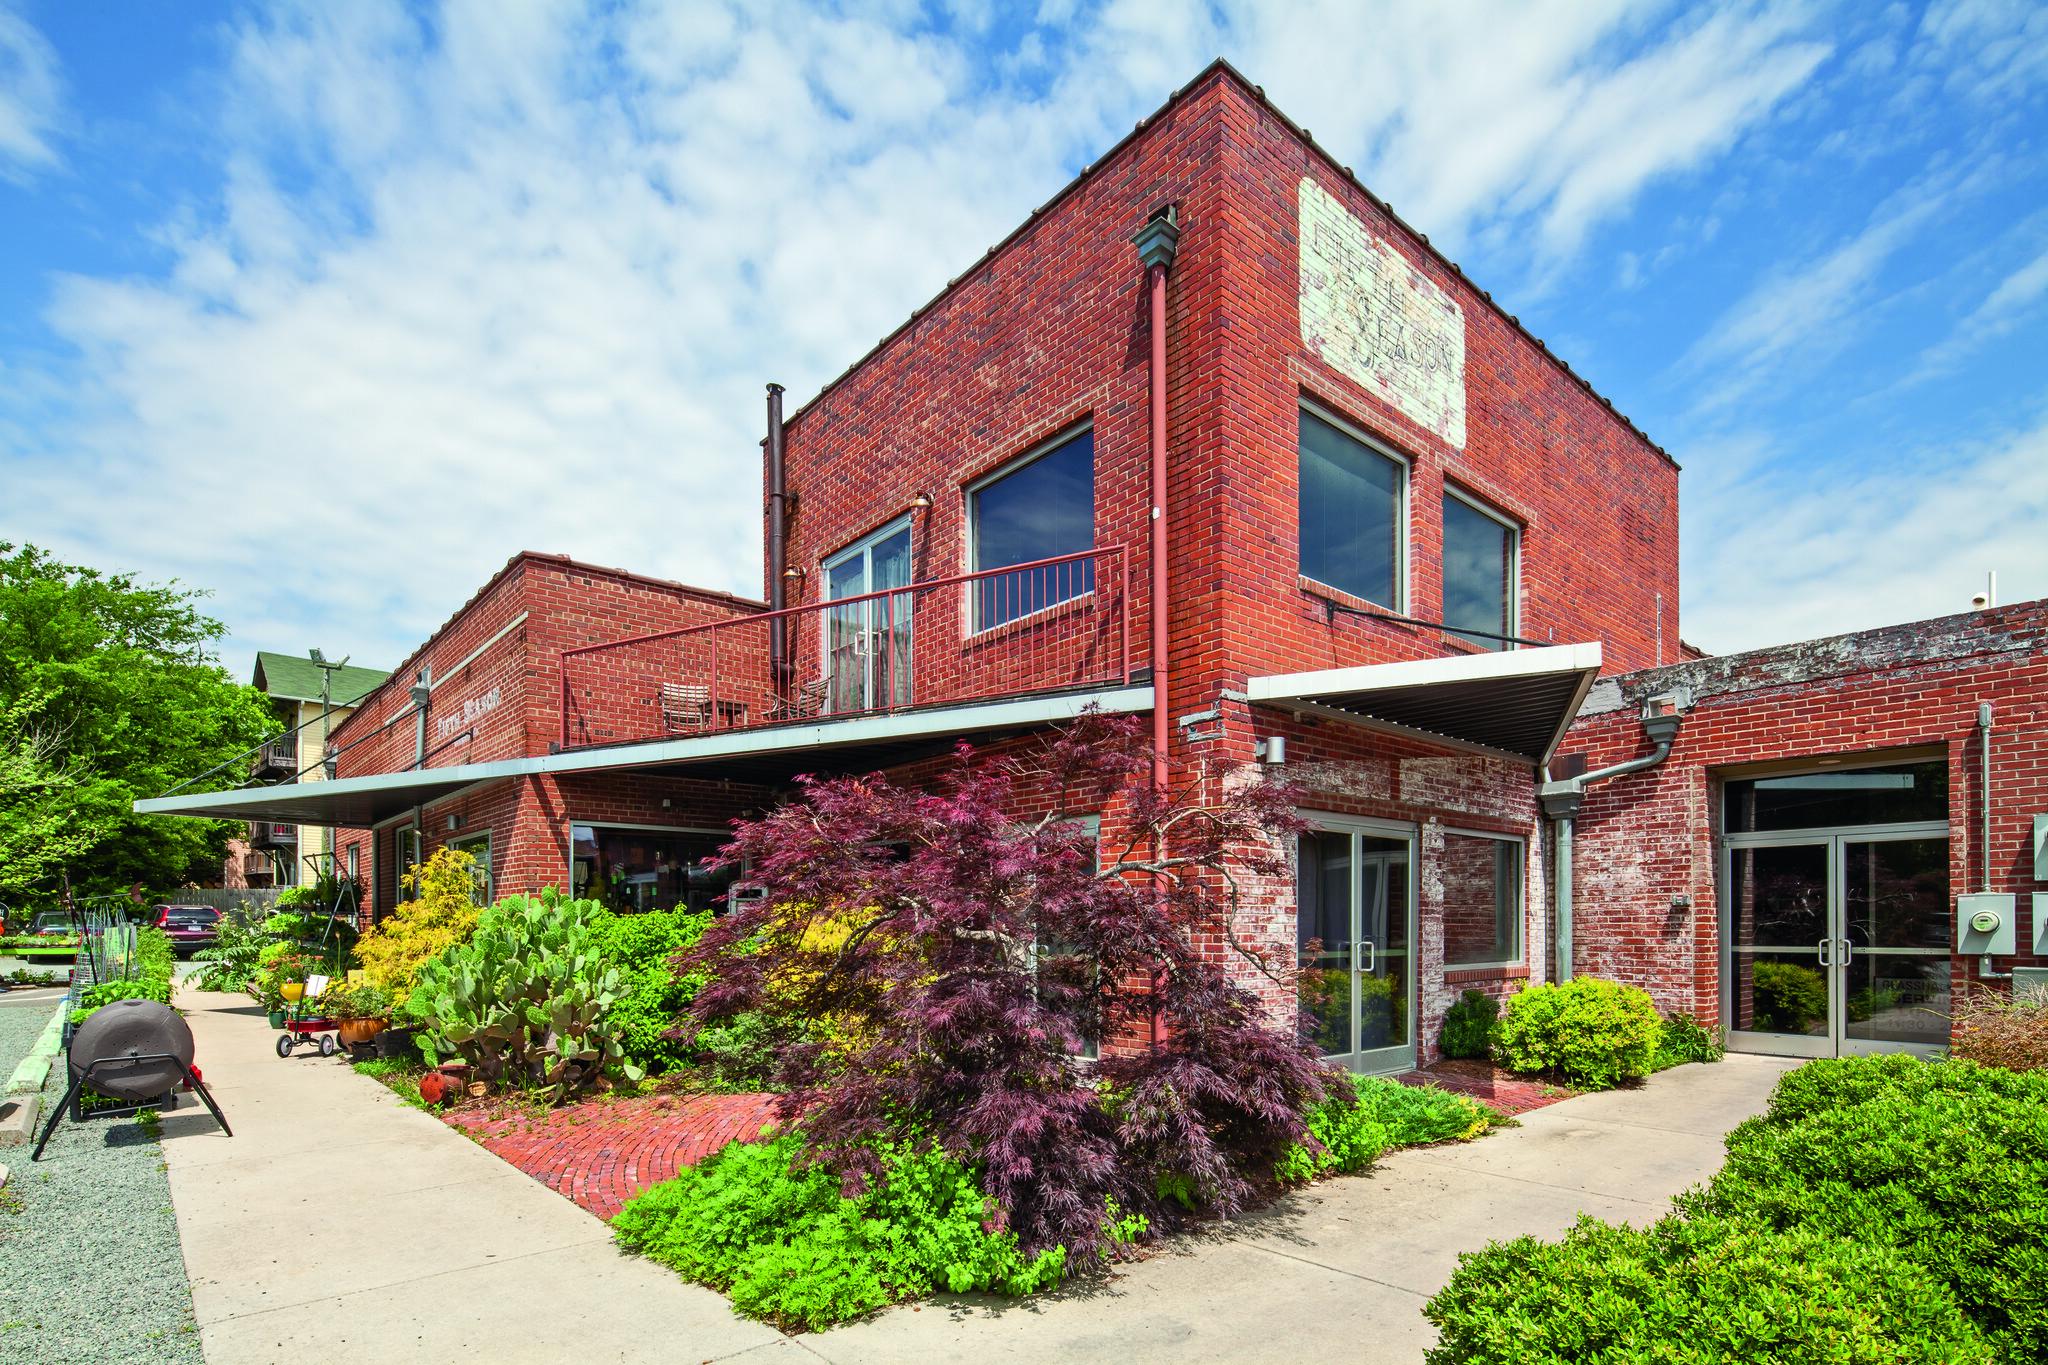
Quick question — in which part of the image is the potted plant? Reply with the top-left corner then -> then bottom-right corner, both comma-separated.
327,982 -> 392,1046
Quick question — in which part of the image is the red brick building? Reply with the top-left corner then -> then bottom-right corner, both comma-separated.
138,61 -> 2042,1071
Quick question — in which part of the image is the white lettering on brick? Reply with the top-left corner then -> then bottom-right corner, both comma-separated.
436,686 -> 501,739
1298,177 -> 1466,449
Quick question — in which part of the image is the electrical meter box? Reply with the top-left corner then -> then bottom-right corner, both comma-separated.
2035,893 -> 2048,957
1958,893 -> 2017,956
2036,814 -> 2048,881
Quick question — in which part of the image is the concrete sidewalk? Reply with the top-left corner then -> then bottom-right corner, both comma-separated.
799,1052 -> 1798,1364
162,981 -> 1795,1364
160,984 -> 802,1364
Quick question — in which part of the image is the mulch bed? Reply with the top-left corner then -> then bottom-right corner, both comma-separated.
1394,1059 -> 1579,1116
444,1090 -> 779,1221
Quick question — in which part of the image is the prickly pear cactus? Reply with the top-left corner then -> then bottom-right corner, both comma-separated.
410,887 -> 645,1102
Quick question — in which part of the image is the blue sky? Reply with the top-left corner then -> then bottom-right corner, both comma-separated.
2,0 -> 2044,674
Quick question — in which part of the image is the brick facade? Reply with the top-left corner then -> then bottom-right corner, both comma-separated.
1558,600 -> 2048,1036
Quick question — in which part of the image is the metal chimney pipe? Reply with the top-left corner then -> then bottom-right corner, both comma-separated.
1133,204 -> 1180,793
766,383 -> 789,691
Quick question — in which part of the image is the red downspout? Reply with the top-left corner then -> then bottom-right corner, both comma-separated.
1148,261 -> 1170,795
1133,204 -> 1180,1053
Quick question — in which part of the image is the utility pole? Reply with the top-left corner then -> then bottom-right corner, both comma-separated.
308,648 -> 350,892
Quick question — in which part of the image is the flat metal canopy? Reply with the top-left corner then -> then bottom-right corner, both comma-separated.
135,685 -> 1154,828
1245,643 -> 1603,765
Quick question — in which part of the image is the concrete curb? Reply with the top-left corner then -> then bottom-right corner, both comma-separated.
0,1093 -> 40,1146
4,1003 -> 68,1097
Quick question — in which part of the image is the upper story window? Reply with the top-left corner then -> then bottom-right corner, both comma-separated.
1441,491 -> 1518,651
1299,407 -> 1404,609
968,427 -> 1094,630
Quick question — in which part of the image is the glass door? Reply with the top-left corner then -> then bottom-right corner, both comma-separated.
1725,828 -> 1951,1058
823,522 -> 913,714
1298,820 -> 1415,1073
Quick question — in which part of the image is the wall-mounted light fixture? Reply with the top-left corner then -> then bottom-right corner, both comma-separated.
445,814 -> 463,831
909,490 -> 934,511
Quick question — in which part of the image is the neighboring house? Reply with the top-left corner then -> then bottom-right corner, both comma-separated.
232,651 -> 391,887
140,61 -> 2045,1069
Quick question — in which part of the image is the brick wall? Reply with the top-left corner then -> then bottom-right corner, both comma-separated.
1560,599 -> 2048,1030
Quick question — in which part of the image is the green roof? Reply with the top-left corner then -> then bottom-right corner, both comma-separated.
252,652 -> 391,707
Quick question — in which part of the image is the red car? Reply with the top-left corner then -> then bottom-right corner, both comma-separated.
152,904 -> 222,957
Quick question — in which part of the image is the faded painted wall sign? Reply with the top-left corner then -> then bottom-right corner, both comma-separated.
436,686 -> 501,739
1298,177 -> 1466,449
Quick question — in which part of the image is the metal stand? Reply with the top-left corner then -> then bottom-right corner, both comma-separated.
31,1054 -> 233,1162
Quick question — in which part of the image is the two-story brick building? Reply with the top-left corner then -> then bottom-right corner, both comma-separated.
137,60 -> 2045,1071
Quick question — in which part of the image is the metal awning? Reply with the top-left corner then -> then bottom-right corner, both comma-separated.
135,685 -> 1154,828
1245,643 -> 1602,765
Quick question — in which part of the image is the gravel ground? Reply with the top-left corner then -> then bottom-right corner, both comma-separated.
0,996 -> 205,1364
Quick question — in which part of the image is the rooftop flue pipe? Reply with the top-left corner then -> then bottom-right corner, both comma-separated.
766,383 -> 790,691
1538,690 -> 1687,982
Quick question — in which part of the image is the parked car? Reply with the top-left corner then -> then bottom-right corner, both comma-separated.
152,904 -> 223,957
31,911 -> 79,936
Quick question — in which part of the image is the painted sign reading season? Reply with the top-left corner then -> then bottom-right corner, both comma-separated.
436,686 -> 502,739
1298,177 -> 1467,449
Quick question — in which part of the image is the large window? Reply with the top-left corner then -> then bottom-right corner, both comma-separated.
571,824 -> 735,914
1299,407 -> 1404,608
1723,759 -> 1948,834
1441,832 -> 1522,966
1442,492 -> 1517,650
969,428 -> 1094,629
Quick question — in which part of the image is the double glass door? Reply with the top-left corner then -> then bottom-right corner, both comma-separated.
1299,821 -> 1415,1073
1724,825 -> 1951,1057
823,522 -> 912,714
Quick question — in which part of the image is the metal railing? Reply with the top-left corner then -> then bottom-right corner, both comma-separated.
250,739 -> 298,773
249,822 -> 298,845
559,546 -> 1130,752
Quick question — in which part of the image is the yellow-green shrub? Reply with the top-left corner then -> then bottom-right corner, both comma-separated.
354,847 -> 481,1005
1494,978 -> 1661,1089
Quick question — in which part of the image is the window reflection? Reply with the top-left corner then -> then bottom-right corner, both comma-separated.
570,824 -> 736,914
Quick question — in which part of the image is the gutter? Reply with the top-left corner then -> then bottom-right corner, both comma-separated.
1538,688 -> 1689,982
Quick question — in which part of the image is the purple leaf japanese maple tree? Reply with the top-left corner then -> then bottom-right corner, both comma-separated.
675,708 -> 1349,1261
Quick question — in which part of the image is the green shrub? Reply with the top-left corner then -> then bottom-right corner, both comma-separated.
1438,989 -> 1499,1059
1679,1055 -> 2048,1360
1275,1076 -> 1495,1181
409,887 -> 642,1101
1650,1011 -> 1723,1071
592,906 -> 711,1073
613,1129 -> 1067,1331
191,915 -> 273,992
70,969 -> 173,1025
1494,978 -> 1660,1089
1424,1212 -> 1991,1364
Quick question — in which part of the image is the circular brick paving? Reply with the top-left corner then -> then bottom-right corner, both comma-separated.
447,1091 -> 779,1221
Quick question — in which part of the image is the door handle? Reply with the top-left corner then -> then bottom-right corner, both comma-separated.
1817,938 -> 1834,968
1360,940 -> 1376,973
1836,937 -> 1854,965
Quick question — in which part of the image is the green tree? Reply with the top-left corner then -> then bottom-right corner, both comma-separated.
0,542 -> 274,902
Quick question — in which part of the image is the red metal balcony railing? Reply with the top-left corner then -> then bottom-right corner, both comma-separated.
559,546 -> 1131,752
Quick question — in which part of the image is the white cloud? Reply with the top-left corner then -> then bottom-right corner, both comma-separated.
0,1 -> 62,177
1908,239 -> 2048,379
1682,410 -> 2048,653
5,0 -> 1845,669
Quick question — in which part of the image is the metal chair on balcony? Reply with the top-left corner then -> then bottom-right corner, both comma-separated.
659,683 -> 713,734
772,678 -> 828,722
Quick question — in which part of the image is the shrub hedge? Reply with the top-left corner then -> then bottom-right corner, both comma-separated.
1493,978 -> 1660,1089
1426,1054 -> 2048,1364
1426,1213 -> 1992,1364
1277,1077 -> 1496,1182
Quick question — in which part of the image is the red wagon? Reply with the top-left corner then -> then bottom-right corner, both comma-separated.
276,975 -> 340,1058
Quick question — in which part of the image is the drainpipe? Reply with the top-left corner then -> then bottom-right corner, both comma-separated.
1538,690 -> 1688,982
1133,204 -> 1179,794
1133,203 -> 1180,1053
766,383 -> 790,695
1976,703 -> 2010,981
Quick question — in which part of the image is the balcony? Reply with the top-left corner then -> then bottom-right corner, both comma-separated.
250,739 -> 299,776
249,821 -> 298,846
560,546 -> 1131,751
242,853 -> 275,881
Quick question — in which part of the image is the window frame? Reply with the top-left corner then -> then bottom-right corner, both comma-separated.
1297,397 -> 1410,613
449,831 -> 493,905
1438,826 -> 1526,969
964,422 -> 1097,634
1441,486 -> 1521,651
